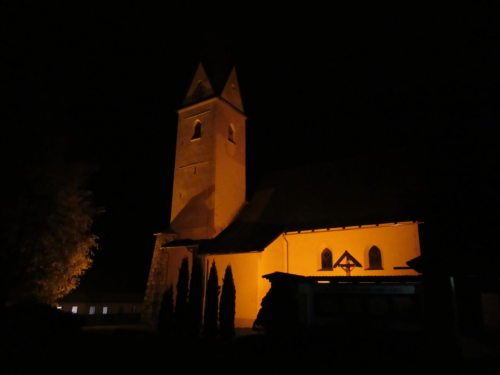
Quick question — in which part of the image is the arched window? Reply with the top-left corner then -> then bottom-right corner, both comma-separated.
321,248 -> 333,270
228,124 -> 235,143
368,246 -> 383,269
191,121 -> 202,140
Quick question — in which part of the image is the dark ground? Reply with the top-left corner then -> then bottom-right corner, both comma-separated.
2,308 -> 499,373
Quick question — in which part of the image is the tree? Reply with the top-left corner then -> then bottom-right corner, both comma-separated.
158,286 -> 174,334
253,278 -> 301,334
203,260 -> 219,338
174,257 -> 189,333
0,135 -> 100,305
219,265 -> 236,339
187,256 -> 203,337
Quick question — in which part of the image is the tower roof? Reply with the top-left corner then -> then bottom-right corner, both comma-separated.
183,63 -> 216,106
221,67 -> 244,112
183,63 -> 243,112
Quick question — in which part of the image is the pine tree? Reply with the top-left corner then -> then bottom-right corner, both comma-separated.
174,258 -> 189,334
219,265 -> 236,339
187,256 -> 203,337
203,261 -> 219,338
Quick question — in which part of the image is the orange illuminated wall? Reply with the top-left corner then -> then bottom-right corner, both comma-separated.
282,221 -> 421,277
159,222 -> 421,328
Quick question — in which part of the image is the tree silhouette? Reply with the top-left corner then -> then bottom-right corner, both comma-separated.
174,258 -> 189,333
0,135 -> 100,305
203,260 -> 219,338
187,256 -> 203,337
254,277 -> 300,334
157,286 -> 174,334
219,265 -> 236,339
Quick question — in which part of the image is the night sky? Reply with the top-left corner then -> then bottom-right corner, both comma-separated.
3,4 -> 499,294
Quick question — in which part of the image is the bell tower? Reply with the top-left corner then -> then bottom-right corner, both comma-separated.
169,64 -> 246,240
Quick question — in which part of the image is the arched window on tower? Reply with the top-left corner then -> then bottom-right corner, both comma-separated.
191,121 -> 202,140
321,248 -> 333,270
368,246 -> 383,270
228,124 -> 235,143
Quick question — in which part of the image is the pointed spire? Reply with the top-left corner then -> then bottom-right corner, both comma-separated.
221,67 -> 244,112
183,64 -> 244,113
183,63 -> 215,106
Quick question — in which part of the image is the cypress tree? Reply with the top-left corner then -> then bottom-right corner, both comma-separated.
174,257 -> 190,334
187,256 -> 203,337
158,285 -> 174,334
219,265 -> 236,339
203,261 -> 219,338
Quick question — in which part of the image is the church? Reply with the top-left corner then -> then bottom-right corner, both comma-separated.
142,64 -> 422,328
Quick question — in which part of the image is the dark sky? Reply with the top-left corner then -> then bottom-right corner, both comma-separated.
3,4 -> 499,293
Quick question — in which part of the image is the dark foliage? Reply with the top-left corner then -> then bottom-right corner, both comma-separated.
0,134 -> 100,305
203,261 -> 219,337
158,286 -> 174,334
3,302 -> 83,334
1,302 -> 83,359
254,279 -> 301,334
174,258 -> 189,333
219,265 -> 236,339
187,256 -> 203,337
